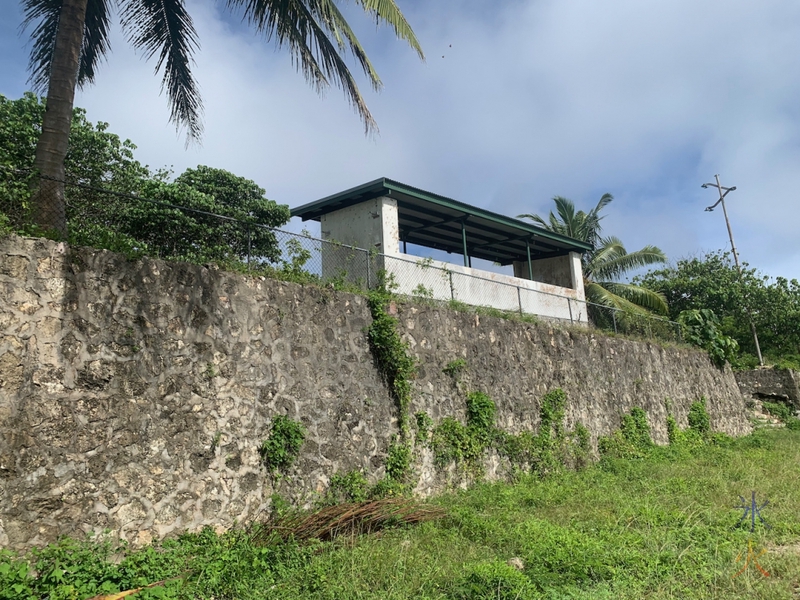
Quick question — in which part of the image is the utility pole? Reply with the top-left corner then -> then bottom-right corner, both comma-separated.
701,175 -> 764,366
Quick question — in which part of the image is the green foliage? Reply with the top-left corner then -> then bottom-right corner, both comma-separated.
1,93 -> 149,231
326,470 -> 370,504
0,94 -> 292,266
444,298 -> 538,324
678,309 -> 739,368
774,354 -> 800,370
448,560 -> 535,600
411,283 -> 434,301
501,389 -> 571,477
687,398 -> 711,434
259,415 -> 307,474
598,407 -> 653,459
442,358 -> 468,378
384,439 -> 412,483
414,411 -> 433,444
278,237 -> 315,281
367,274 -> 417,438
637,251 -> 800,363
0,212 -> 11,237
465,391 -> 497,443
432,417 -> 484,472
431,388 -> 584,480
761,401 -> 800,430
430,392 -> 500,476
570,422 -> 591,469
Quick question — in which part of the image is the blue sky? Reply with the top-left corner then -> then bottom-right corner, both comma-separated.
2,0 -> 799,281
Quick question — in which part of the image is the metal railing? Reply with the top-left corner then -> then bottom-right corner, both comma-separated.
0,168 -> 682,342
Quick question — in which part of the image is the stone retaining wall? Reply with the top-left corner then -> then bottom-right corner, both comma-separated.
0,235 -> 751,549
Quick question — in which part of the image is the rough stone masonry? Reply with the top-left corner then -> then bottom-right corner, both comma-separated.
0,235 -> 751,549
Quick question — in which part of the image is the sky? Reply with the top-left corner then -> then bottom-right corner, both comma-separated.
2,0 -> 799,281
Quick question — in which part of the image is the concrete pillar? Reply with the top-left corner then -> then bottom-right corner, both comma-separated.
319,196 -> 399,285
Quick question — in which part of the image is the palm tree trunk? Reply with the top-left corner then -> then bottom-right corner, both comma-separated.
31,0 -> 88,238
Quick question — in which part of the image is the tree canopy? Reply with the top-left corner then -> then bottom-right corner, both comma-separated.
20,0 -> 423,236
635,252 -> 800,366
1,93 -> 290,265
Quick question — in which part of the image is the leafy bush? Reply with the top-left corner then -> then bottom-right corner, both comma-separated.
367,273 -> 416,437
260,415 -> 307,474
466,391 -> 497,443
326,470 -> 370,504
637,250 -> 800,361
598,407 -> 653,459
442,358 -> 468,378
678,308 -> 739,368
432,417 -> 483,471
414,411 -> 433,444
0,94 -> 291,266
687,398 -> 711,434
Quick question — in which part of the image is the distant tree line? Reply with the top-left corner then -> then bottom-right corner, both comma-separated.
636,252 -> 800,369
522,191 -> 800,369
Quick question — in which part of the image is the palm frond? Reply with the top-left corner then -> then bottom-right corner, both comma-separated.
22,0 -> 61,93
307,0 -> 381,90
591,242 -> 666,281
23,0 -> 112,93
227,0 -> 377,133
79,0 -> 111,86
552,195 -> 577,237
121,0 -> 203,142
353,0 -> 424,59
600,281 -> 669,315
585,281 -> 648,314
590,193 -> 613,218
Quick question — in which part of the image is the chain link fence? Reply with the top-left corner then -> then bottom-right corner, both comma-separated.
1,168 -> 682,342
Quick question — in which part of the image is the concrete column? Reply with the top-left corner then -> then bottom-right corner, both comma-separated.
320,196 -> 398,254
319,196 -> 399,284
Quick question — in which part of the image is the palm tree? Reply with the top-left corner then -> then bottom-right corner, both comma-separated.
518,195 -> 669,321
21,0 -> 424,236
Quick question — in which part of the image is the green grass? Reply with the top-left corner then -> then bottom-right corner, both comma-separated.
2,429 -> 799,599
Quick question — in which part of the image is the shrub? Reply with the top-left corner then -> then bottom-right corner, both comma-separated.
259,415 -> 306,474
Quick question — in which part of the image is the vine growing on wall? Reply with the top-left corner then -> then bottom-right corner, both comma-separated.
367,272 -> 416,439
429,387 -> 591,479
365,272 -> 418,491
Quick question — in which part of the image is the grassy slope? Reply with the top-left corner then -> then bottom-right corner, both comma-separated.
2,429 -> 799,600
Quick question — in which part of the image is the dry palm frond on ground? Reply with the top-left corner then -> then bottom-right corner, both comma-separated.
252,498 -> 446,544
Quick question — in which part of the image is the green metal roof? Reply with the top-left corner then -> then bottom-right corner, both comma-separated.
291,178 -> 592,265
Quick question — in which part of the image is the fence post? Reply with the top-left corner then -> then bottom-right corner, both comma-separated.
449,271 -> 455,301
568,298 -> 573,324
366,249 -> 371,289
517,286 -> 523,314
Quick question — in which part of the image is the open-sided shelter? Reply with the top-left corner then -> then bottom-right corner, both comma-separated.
292,178 -> 591,323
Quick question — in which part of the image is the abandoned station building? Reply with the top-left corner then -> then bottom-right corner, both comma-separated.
292,178 -> 591,324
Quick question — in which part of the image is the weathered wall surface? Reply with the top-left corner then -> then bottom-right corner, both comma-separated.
0,235 -> 751,550
735,368 -> 800,411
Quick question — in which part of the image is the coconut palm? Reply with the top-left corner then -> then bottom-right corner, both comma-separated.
519,195 -> 669,319
21,0 -> 424,236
